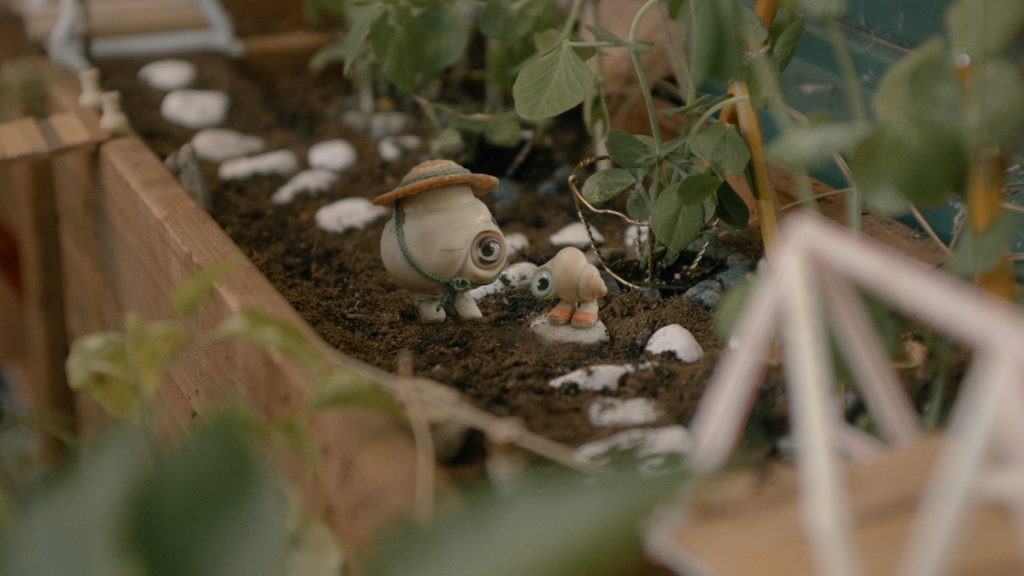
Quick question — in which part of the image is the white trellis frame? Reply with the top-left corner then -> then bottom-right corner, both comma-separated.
43,0 -> 242,71
679,212 -> 1024,576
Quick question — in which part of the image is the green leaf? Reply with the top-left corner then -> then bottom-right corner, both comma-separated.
0,428 -> 148,576
689,122 -> 750,175
131,418 -> 288,576
679,173 -> 723,206
627,189 -> 650,221
770,12 -> 804,72
581,169 -> 636,205
429,127 -> 465,157
944,213 -> 1019,278
768,122 -> 871,168
715,182 -> 750,228
366,470 -> 686,576
797,0 -> 846,20
667,0 -> 687,19
483,114 -> 523,147
65,332 -> 137,423
946,0 -> 1024,60
651,183 -> 705,253
605,129 -> 654,169
873,39 -> 965,139
309,40 -> 345,74
126,314 -> 186,397
966,60 -> 1024,151
533,29 -> 562,54
715,275 -> 753,338
214,310 -> 320,371
371,4 -> 468,91
341,3 -> 386,77
480,0 -> 533,41
310,371 -> 402,417
514,42 -> 595,120
171,260 -> 236,318
687,0 -> 744,87
585,24 -> 629,47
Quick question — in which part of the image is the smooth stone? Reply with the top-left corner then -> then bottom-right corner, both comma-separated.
588,398 -> 661,427
191,128 -> 265,163
684,278 -> 723,309
218,150 -> 298,180
505,232 -> 529,259
645,324 -> 704,363
574,425 -> 690,474
378,134 -> 422,161
550,222 -> 604,248
315,197 -> 388,234
343,110 -> 410,139
138,59 -> 196,91
530,315 -> 609,345
470,262 -> 538,300
160,89 -> 229,129
272,169 -> 338,205
538,164 -> 573,197
308,139 -> 358,173
623,225 -> 650,258
716,259 -> 753,289
549,362 -> 652,392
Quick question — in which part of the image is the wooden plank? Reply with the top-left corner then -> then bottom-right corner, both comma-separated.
25,1 -> 208,41
656,437 -> 1022,575
0,117 -> 48,161
241,30 -> 332,82
1,155 -> 74,458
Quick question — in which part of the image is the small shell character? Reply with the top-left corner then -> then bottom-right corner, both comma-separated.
375,159 -> 508,322
530,247 -> 608,328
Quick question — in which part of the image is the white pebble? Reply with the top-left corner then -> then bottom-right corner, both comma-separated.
623,225 -> 650,258
470,262 -> 538,300
588,398 -> 661,427
138,59 -> 196,91
549,362 -> 653,392
316,197 -> 387,234
308,139 -> 357,172
574,425 -> 690,473
645,324 -> 704,363
530,315 -> 608,345
550,222 -> 604,248
378,134 -> 422,161
218,150 -> 298,180
272,169 -> 338,205
505,232 -> 529,259
160,89 -> 229,129
191,128 -> 265,163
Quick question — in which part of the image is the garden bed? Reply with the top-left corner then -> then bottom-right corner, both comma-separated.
96,53 -> 946,462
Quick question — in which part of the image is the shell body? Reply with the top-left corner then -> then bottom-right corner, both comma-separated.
540,247 -> 607,303
380,184 -> 507,293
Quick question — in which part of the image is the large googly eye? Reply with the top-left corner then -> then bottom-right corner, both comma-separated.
471,231 -> 506,269
531,268 -> 554,299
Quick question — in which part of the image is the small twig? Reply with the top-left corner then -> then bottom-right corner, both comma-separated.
779,188 -> 854,211
397,350 -> 435,524
1002,202 -> 1024,215
907,205 -> 953,256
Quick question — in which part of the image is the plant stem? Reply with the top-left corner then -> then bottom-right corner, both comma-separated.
559,0 -> 586,41
690,94 -> 749,136
628,0 -> 663,151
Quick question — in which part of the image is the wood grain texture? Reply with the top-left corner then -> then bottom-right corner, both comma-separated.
25,1 -> 208,41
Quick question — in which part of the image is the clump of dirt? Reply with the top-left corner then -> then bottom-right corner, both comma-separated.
100,55 -> 779,452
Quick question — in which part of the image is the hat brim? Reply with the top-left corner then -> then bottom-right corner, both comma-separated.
373,172 -> 499,206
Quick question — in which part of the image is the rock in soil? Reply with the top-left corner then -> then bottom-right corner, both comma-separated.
588,398 -> 661,427
138,59 -> 196,91
530,315 -> 610,345
191,128 -> 265,163
645,324 -> 705,363
160,89 -> 229,128
273,169 -> 338,205
315,197 -> 388,234
549,362 -> 655,392
219,150 -> 298,180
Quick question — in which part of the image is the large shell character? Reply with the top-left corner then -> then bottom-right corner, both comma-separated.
375,160 -> 508,322
530,247 -> 608,328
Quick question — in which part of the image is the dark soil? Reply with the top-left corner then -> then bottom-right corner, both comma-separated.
99,54 -> 767,454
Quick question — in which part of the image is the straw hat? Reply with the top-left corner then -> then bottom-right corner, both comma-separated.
373,159 -> 499,206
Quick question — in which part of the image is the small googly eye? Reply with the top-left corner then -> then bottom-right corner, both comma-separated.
471,231 -> 506,269
531,268 -> 554,298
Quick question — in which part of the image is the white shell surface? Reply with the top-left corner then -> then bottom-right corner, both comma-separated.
138,59 -> 196,91
161,89 -> 229,129
550,222 -> 604,248
469,262 -> 538,300
548,362 -> 652,391
588,398 -> 661,427
218,150 -> 298,180
316,197 -> 388,234
191,128 -> 265,163
308,139 -> 358,172
645,324 -> 704,363
272,169 -> 338,205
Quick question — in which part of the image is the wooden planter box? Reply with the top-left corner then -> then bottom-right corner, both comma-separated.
0,16 -> 952,574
